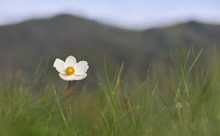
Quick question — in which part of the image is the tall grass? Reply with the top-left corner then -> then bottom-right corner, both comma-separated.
0,49 -> 220,136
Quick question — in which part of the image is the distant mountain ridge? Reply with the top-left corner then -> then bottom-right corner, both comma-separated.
0,14 -> 220,80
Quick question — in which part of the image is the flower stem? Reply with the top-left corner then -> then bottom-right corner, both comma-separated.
68,81 -> 72,120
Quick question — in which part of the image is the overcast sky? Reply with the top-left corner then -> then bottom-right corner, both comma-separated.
0,0 -> 220,29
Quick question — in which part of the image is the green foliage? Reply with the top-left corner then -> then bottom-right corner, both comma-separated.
0,49 -> 220,136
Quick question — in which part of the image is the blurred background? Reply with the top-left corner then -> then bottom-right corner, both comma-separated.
0,0 -> 220,88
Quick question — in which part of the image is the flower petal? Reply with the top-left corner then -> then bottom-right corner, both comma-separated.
64,56 -> 77,68
74,61 -> 89,75
53,59 -> 65,74
74,73 -> 87,80
59,73 -> 87,81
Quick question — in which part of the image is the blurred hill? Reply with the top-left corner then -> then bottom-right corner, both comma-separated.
0,14 -> 220,82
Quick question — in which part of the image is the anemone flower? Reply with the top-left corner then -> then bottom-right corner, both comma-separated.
53,56 -> 89,81
53,55 -> 89,120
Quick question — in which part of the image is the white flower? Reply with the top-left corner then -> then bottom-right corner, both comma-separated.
53,56 -> 89,81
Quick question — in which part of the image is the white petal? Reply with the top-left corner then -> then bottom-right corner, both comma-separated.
53,59 -> 65,74
74,61 -> 89,75
59,73 -> 73,81
74,73 -> 87,80
59,73 -> 87,81
64,56 -> 77,68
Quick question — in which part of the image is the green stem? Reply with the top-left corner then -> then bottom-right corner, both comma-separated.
68,81 -> 72,120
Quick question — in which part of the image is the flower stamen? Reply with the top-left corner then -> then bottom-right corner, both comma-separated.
66,66 -> 75,76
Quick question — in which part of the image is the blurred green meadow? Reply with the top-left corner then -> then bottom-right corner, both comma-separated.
1,14 -> 220,136
0,48 -> 220,136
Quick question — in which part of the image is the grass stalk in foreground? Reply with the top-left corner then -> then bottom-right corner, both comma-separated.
50,84 -> 69,129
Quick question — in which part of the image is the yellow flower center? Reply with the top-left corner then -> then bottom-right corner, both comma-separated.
65,66 -> 75,76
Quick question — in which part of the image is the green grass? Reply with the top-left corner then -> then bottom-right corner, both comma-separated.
0,49 -> 220,136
